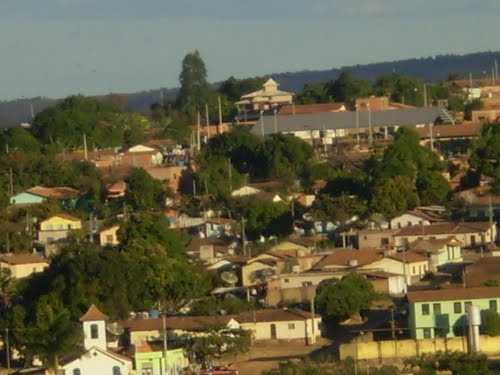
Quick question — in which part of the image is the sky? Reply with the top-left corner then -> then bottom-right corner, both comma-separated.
1,0 -> 500,101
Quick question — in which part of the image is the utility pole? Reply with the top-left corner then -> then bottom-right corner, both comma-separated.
423,83 -> 428,107
88,213 -> 94,243
218,96 -> 223,128
228,158 -> 233,193
429,123 -> 434,152
9,168 -> 14,197
355,104 -> 360,148
310,295 -> 316,345
205,103 -> 210,139
241,217 -> 247,257
196,111 -> 201,151
5,328 -> 10,370
260,110 -> 265,137
162,313 -> 168,375
192,180 -> 197,196
83,133 -> 88,161
273,109 -> 278,133
367,104 -> 373,146
489,192 -> 494,250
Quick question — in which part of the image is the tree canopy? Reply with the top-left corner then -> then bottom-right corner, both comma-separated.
315,273 -> 376,320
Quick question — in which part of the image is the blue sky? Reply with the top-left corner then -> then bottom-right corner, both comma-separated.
1,0 -> 500,100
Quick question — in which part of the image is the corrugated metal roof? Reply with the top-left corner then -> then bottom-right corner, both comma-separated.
250,107 -> 445,135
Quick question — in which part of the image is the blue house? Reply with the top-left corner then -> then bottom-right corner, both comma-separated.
10,186 -> 80,207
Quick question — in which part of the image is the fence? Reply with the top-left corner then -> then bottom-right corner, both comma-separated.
340,335 -> 500,361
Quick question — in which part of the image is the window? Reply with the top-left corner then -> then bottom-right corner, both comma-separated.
381,238 -> 389,246
454,302 -> 462,314
73,369 -> 81,375
113,366 -> 121,375
407,221 -> 412,227
423,328 -> 432,339
68,224 -> 72,229
90,323 -> 99,339
284,279 -> 289,283
422,304 -> 430,315
490,300 -> 498,312
433,303 -> 441,314
288,323 -> 295,330
412,266 -> 416,274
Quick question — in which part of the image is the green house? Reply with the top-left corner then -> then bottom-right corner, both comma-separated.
407,286 -> 500,340
134,344 -> 188,375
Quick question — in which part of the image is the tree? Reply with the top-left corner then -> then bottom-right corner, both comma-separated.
296,83 -> 328,104
481,309 -> 500,336
25,297 -> 82,373
416,171 -> 451,205
370,176 -> 420,218
194,155 -> 243,197
244,201 -> 293,240
315,273 -> 376,320
177,50 -> 209,117
189,323 -> 250,365
312,194 -> 367,224
470,122 -> 500,192
125,167 -> 166,211
326,71 -> 372,105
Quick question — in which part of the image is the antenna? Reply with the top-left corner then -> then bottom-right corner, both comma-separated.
221,271 -> 238,287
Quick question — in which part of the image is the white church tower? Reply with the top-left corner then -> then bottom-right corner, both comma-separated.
80,304 -> 108,350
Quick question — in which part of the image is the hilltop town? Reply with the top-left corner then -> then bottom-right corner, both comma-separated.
2,51 -> 500,375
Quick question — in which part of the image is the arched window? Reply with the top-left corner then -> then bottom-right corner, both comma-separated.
112,366 -> 121,375
90,323 -> 99,339
73,369 -> 81,375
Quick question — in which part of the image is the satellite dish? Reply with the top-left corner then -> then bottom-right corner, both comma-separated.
221,271 -> 238,286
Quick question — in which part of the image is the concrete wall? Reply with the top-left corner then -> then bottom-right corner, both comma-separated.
340,335 -> 500,361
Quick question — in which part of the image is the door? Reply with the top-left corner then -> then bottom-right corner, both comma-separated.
270,323 -> 277,339
471,235 -> 476,247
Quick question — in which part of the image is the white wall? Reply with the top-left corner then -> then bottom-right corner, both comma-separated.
390,214 -> 430,229
62,347 -> 131,375
240,317 -> 322,343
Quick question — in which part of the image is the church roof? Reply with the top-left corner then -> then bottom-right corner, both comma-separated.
80,304 -> 108,322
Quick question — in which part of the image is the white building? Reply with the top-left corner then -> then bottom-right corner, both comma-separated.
60,305 -> 132,375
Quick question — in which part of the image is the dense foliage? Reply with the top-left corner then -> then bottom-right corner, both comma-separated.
315,273 -> 376,320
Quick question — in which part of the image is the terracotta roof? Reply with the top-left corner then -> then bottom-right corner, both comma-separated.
394,222 -> 493,237
312,249 -> 382,270
409,237 -> 462,254
26,186 -> 80,200
278,103 -> 346,115
286,236 -> 319,248
106,181 -> 127,193
80,304 -> 109,322
0,253 -> 48,265
465,257 -> 500,287
388,252 -> 429,264
235,309 -> 320,323
119,315 -> 234,332
187,237 -> 237,254
407,286 -> 500,303
414,123 -> 482,140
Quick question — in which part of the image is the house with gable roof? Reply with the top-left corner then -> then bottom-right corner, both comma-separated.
59,305 -> 132,375
408,237 -> 463,272
0,253 -> 49,279
10,186 -> 80,207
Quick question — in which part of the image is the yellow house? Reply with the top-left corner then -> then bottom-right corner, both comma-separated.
99,225 -> 120,247
0,253 -> 49,278
38,213 -> 82,244
241,259 -> 278,287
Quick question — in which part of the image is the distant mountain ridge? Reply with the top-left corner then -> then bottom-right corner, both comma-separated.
2,50 -> 500,125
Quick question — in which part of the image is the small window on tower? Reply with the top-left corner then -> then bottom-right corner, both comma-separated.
91,323 -> 99,339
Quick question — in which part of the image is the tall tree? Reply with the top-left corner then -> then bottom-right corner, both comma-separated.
125,167 -> 166,211
177,50 -> 209,117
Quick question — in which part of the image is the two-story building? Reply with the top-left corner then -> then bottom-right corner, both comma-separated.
407,286 -> 500,339
38,214 -> 82,245
408,237 -> 463,272
394,222 -> 496,249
